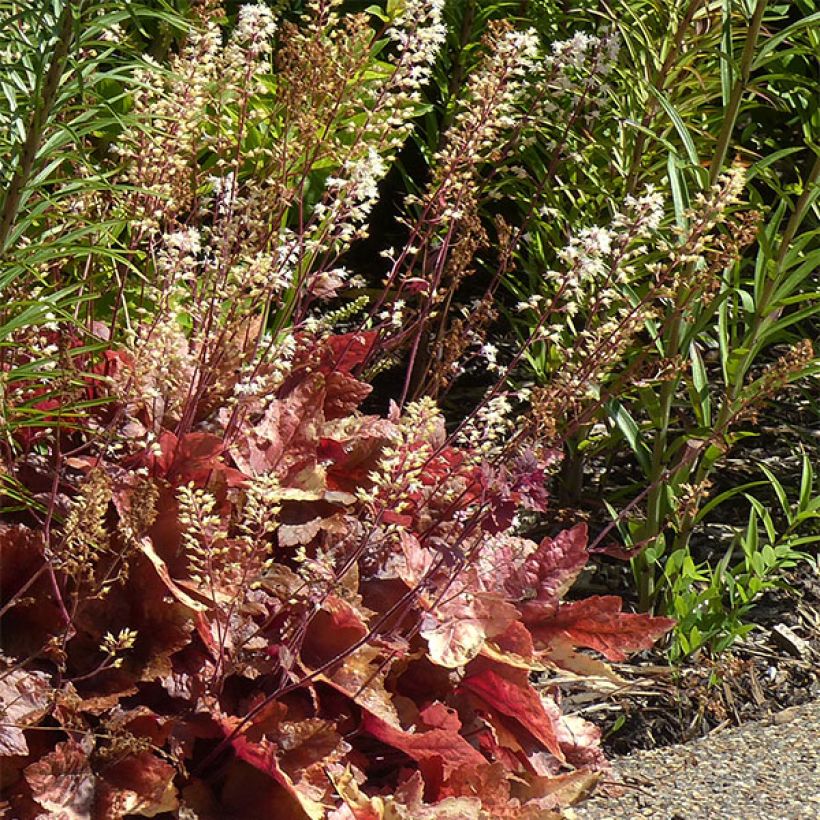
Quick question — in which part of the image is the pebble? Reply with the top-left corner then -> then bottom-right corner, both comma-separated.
573,699 -> 820,819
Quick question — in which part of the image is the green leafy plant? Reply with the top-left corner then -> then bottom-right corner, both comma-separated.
666,453 -> 819,659
459,0 -> 820,629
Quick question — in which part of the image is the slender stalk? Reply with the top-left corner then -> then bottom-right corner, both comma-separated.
709,0 -> 769,184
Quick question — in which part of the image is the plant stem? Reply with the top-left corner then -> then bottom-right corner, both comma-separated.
709,0 -> 769,184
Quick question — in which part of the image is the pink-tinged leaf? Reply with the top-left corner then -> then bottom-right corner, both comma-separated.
517,524 -> 590,622
420,615 -> 486,669
474,534 -> 538,595
360,711 -> 486,778
323,594 -> 370,635
24,740 -> 95,819
461,668 -> 564,762
226,718 -> 349,819
0,668 -> 51,756
419,702 -> 461,733
436,762 -> 512,813
323,332 -> 379,374
531,596 -> 676,661
517,769 -> 601,813
231,376 -> 325,478
387,529 -> 436,587
544,642 -> 626,683
555,713 -> 608,772
276,719 -> 349,780
391,771 -> 483,818
507,450 -> 555,512
421,594 -> 519,669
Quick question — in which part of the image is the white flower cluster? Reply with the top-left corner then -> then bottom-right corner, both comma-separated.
456,392 -> 516,458
116,24 -> 221,224
157,228 -> 202,288
614,185 -> 665,237
548,30 -> 619,76
386,0 -> 447,91
429,26 -> 541,219
558,225 -> 615,293
554,185 -> 666,303
322,146 -> 388,241
539,30 -> 619,121
231,332 -> 297,406
228,3 -> 278,61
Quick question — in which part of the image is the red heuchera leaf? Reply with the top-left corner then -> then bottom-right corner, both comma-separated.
24,739 -> 95,819
139,431 -> 245,487
322,331 -> 379,374
276,719 -> 349,780
418,702 -> 461,733
319,416 -> 396,492
517,524 -> 589,622
507,449 -> 555,512
0,525 -> 62,659
360,711 -> 486,779
228,735 -> 320,813
0,668 -> 51,756
531,595 -> 676,661
460,667 -> 564,762
323,371 -> 373,419
481,620 -> 537,668
437,762 -> 576,818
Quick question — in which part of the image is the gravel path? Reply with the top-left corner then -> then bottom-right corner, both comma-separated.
571,699 -> 820,819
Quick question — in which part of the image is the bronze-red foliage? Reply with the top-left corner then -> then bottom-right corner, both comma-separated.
0,332 -> 674,818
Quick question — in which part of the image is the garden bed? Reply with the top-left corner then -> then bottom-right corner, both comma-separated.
560,560 -> 819,757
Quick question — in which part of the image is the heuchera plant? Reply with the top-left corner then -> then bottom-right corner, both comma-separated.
0,2 -> 676,817
0,328 -> 673,818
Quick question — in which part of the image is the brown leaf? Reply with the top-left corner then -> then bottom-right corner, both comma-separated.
0,525 -> 60,659
277,719 -> 350,779
329,767 -> 483,820
95,751 -> 179,817
316,645 -> 401,729
24,739 -> 95,820
0,668 -> 51,756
